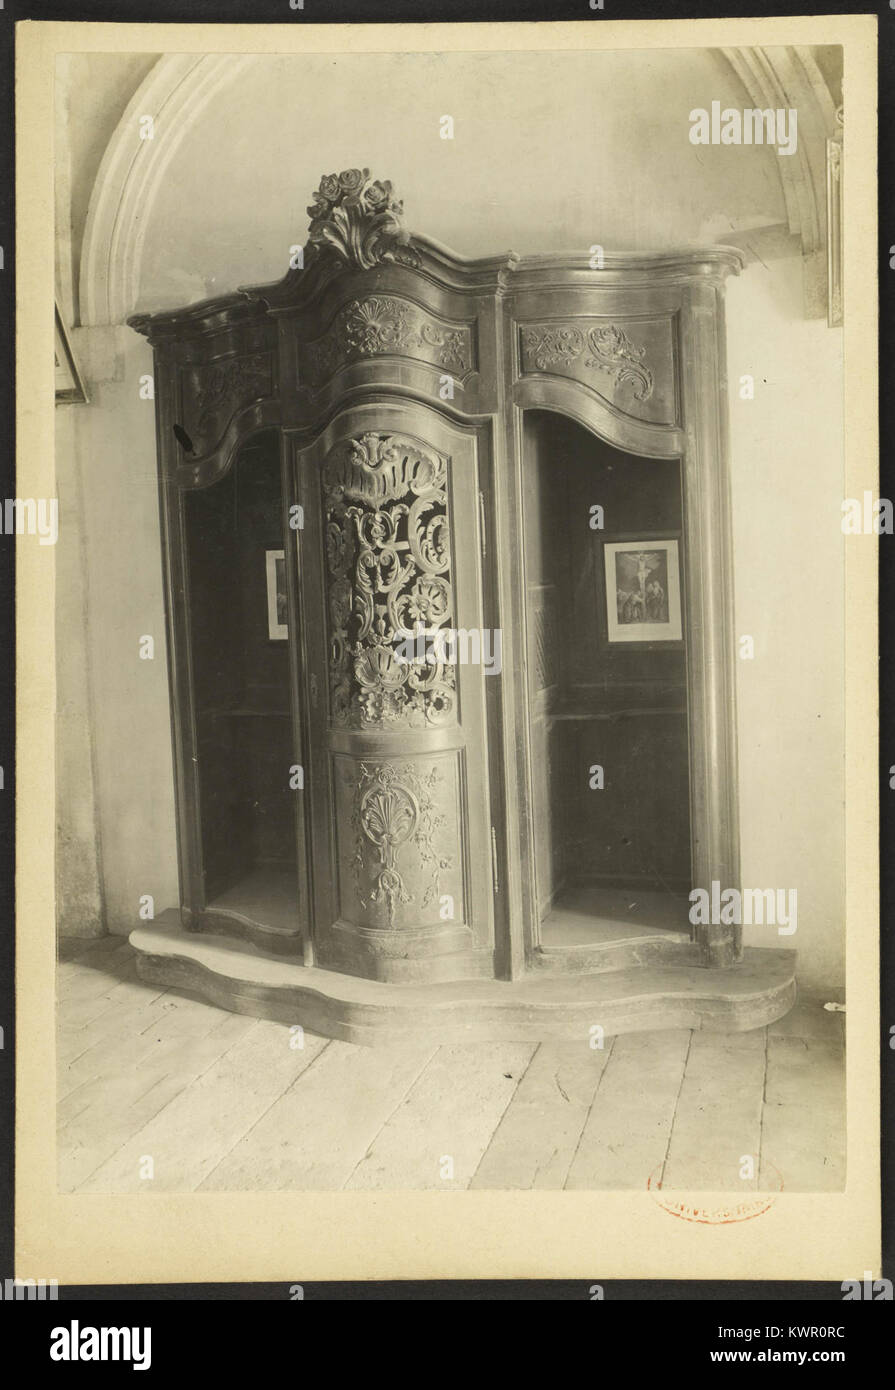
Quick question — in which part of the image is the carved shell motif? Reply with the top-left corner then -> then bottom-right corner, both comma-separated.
307,296 -> 470,384
349,761 -> 453,928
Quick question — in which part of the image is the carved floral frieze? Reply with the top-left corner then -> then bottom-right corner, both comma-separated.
303,295 -> 473,386
182,351 -> 273,452
323,432 -> 456,730
520,322 -> 654,402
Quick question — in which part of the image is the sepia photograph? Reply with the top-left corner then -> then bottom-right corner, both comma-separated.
11,13 -> 880,1291
51,36 -> 848,1193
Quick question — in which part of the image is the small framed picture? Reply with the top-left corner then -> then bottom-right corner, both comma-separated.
265,550 -> 288,641
603,538 -> 682,643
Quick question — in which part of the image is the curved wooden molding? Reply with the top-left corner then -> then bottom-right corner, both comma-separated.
512,376 -> 685,460
131,914 -> 798,1043
80,54 -> 254,326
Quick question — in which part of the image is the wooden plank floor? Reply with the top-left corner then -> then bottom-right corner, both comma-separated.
56,936 -> 846,1194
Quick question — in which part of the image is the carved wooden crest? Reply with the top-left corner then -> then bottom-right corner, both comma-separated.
306,169 -> 420,271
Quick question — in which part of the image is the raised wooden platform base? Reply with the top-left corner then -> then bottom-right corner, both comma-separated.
130,912 -> 798,1045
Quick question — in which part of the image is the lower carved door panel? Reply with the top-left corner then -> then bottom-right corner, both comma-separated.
293,401 -> 495,982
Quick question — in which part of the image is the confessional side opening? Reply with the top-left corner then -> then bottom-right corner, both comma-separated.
183,429 -> 300,936
522,410 -> 693,949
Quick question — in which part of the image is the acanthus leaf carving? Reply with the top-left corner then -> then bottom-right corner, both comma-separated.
521,321 -> 654,401
524,325 -> 585,370
323,432 -> 456,731
418,320 -> 468,372
305,296 -> 472,385
583,324 -> 654,401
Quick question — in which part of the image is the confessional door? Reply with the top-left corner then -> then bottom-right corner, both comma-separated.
292,401 -> 496,983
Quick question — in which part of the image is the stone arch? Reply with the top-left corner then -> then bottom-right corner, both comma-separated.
79,47 -> 839,328
720,45 -> 841,318
79,53 -> 254,326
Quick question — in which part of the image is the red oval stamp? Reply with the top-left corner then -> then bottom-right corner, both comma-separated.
647,1163 -> 784,1224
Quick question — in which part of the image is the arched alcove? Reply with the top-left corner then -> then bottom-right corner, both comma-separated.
75,46 -> 839,327
521,411 -> 691,954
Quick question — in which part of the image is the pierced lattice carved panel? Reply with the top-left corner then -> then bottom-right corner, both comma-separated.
300,295 -> 474,387
322,431 -> 457,729
334,754 -> 464,931
518,317 -> 677,425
